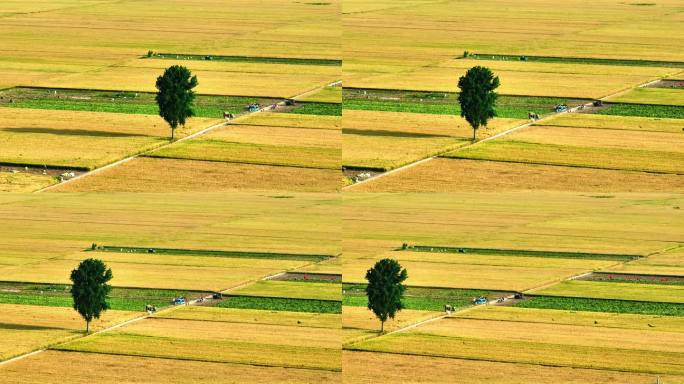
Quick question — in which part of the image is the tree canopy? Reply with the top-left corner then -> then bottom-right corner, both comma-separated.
365,258 -> 408,332
70,258 -> 113,333
457,66 -> 500,141
155,65 -> 198,140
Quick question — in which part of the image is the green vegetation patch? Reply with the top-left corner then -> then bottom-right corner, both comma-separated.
148,53 -> 341,66
405,245 -> 639,261
215,295 -> 341,314
289,102 -> 341,116
0,282 -> 207,312
597,103 -> 684,119
95,245 -> 332,262
516,296 -> 684,316
343,284 -> 498,311
0,87 -> 280,118
466,53 -> 684,68
343,88 -> 587,119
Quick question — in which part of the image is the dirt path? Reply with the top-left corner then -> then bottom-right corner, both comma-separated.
344,71 -> 679,190
35,79 -> 340,193
343,105 -> 578,190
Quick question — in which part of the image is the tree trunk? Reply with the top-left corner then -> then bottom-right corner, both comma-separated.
86,320 -> 90,334
171,127 -> 175,141
380,320 -> 384,333
472,127 -> 477,142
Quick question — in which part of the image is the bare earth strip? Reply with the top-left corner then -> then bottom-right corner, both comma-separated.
49,157 -> 341,193
348,158 -> 684,193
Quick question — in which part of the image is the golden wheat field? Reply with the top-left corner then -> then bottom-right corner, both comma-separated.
230,281 -> 341,301
55,315 -> 342,371
0,192 -> 341,264
343,351 -> 684,384
0,0 -> 341,90
348,158 -> 684,193
343,109 -> 522,170
51,157 -> 342,193
350,316 -> 684,375
1,350 -> 341,384
530,280 -> 684,304
0,107 -> 218,169
0,304 -> 137,361
343,193 -> 684,260
457,306 -> 684,332
0,171 -> 57,192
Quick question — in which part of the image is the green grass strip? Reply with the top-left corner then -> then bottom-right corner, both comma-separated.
215,296 -> 341,314
516,296 -> 684,316
289,102 -> 341,116
149,53 -> 341,66
343,284 -> 495,311
95,246 -> 332,262
2,87 -> 281,118
343,89 -> 587,119
466,53 -> 684,68
0,282 -> 207,312
598,103 -> 684,119
405,245 -> 639,261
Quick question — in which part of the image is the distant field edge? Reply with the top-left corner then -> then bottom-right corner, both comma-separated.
404,245 -> 641,261
11,85 -> 288,99
0,162 -> 88,172
141,154 -> 340,171
343,87 -> 595,100
93,245 -> 334,261
147,53 -> 342,66
439,155 -> 684,176
464,53 -> 684,68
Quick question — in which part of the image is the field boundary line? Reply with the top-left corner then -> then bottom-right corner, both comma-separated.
343,68 -> 682,190
50,348 -> 342,372
0,349 -> 45,367
340,348 -> 673,377
34,79 -> 340,193
440,156 -> 684,176
344,107 -> 571,190
34,119 -> 227,193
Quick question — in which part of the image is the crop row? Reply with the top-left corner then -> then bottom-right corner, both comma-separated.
215,296 -> 342,314
516,296 -> 684,316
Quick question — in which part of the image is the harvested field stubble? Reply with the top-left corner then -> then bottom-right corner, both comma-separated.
343,351 -> 678,384
0,107 -> 217,169
348,158 -> 684,193
51,157 -> 341,193
0,351 -> 341,384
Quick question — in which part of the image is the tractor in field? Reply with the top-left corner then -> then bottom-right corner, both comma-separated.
246,103 -> 261,112
554,104 -> 568,113
172,297 -> 186,305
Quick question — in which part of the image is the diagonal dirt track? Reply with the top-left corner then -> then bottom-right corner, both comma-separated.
35,79 -> 341,193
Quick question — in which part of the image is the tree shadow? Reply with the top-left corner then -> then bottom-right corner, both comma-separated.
2,128 -> 152,138
342,128 -> 452,138
0,322 -> 68,331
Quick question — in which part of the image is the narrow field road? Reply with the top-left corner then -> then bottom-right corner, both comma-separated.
35,79 -> 341,193
344,72 -> 681,190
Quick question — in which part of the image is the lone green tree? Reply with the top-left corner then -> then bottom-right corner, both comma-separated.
457,66 -> 500,142
70,258 -> 113,334
155,65 -> 198,140
365,258 -> 408,333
